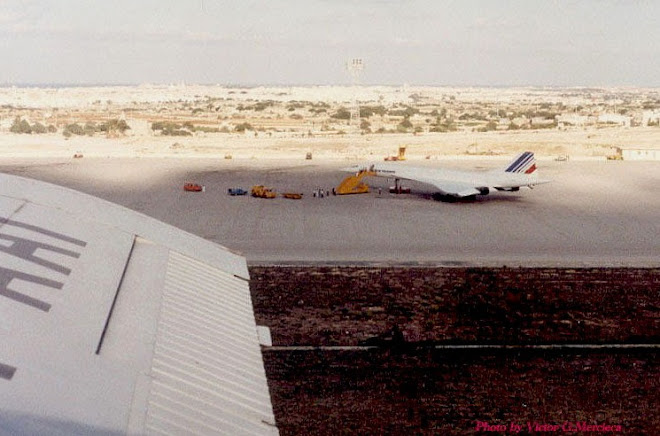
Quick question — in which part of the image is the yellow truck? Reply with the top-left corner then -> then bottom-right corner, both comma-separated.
251,185 -> 277,198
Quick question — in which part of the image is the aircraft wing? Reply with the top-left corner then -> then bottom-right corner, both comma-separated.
415,177 -> 481,197
386,167 -> 481,197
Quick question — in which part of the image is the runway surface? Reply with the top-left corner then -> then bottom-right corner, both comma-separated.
1,157 -> 659,266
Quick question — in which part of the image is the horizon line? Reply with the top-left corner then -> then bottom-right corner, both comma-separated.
2,82 -> 659,90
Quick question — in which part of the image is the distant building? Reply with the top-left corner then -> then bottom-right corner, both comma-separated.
641,110 -> 660,126
556,114 -> 595,128
510,116 -> 530,128
621,146 -> 660,161
597,113 -> 631,127
530,117 -> 555,127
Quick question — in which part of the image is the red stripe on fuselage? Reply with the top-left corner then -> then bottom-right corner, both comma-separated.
525,164 -> 537,174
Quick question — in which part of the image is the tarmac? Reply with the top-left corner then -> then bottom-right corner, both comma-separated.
1,157 -> 659,266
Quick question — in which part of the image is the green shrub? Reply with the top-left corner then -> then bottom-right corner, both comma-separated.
84,122 -> 98,136
397,117 -> 413,132
253,101 -> 274,111
152,121 -> 188,136
151,121 -> 167,131
388,106 -> 418,117
31,122 -> 47,134
429,119 -> 457,133
360,105 -> 387,118
169,129 -> 192,136
360,119 -> 371,132
234,122 -> 253,132
477,121 -> 498,132
10,117 -> 32,134
331,108 -> 351,120
193,125 -> 221,133
102,119 -> 130,133
64,123 -> 84,136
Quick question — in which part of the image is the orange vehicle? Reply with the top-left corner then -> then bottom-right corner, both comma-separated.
251,185 -> 277,198
184,183 -> 203,192
282,192 -> 303,199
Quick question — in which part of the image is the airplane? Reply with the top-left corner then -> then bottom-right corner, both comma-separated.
342,151 -> 550,201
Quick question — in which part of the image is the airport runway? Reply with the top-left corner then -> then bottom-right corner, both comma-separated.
1,158 -> 659,266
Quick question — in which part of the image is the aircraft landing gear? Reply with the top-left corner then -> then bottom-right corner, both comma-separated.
389,178 -> 411,194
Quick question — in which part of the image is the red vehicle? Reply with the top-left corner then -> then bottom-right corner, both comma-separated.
183,183 -> 203,192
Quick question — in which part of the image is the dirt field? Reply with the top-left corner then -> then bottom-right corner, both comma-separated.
250,266 -> 659,435
250,266 -> 660,346
263,349 -> 657,435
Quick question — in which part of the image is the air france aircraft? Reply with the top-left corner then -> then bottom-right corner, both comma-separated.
343,151 -> 550,201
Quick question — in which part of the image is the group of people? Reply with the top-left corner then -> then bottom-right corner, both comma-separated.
312,188 -> 332,198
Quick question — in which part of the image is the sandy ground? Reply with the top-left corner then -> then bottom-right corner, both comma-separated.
2,127 -> 660,161
1,156 -> 658,266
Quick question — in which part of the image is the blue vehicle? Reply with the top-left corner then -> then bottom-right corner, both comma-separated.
227,187 -> 248,196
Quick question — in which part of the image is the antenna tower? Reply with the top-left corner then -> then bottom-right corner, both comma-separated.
346,58 -> 364,130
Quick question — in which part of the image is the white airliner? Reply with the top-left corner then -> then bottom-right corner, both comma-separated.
343,151 -> 550,201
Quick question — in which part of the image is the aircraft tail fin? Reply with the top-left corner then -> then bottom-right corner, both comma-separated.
504,151 -> 537,174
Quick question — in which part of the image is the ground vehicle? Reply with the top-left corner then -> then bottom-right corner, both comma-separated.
384,145 -> 407,161
282,192 -> 303,199
251,185 -> 277,198
227,188 -> 248,196
184,183 -> 203,192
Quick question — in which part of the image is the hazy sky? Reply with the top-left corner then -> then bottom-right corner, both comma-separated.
2,0 -> 659,86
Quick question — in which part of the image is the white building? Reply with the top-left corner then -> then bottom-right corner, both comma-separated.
597,113 -> 631,127
621,146 -> 660,161
641,110 -> 660,126
555,114 -> 595,127
0,174 -> 278,435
